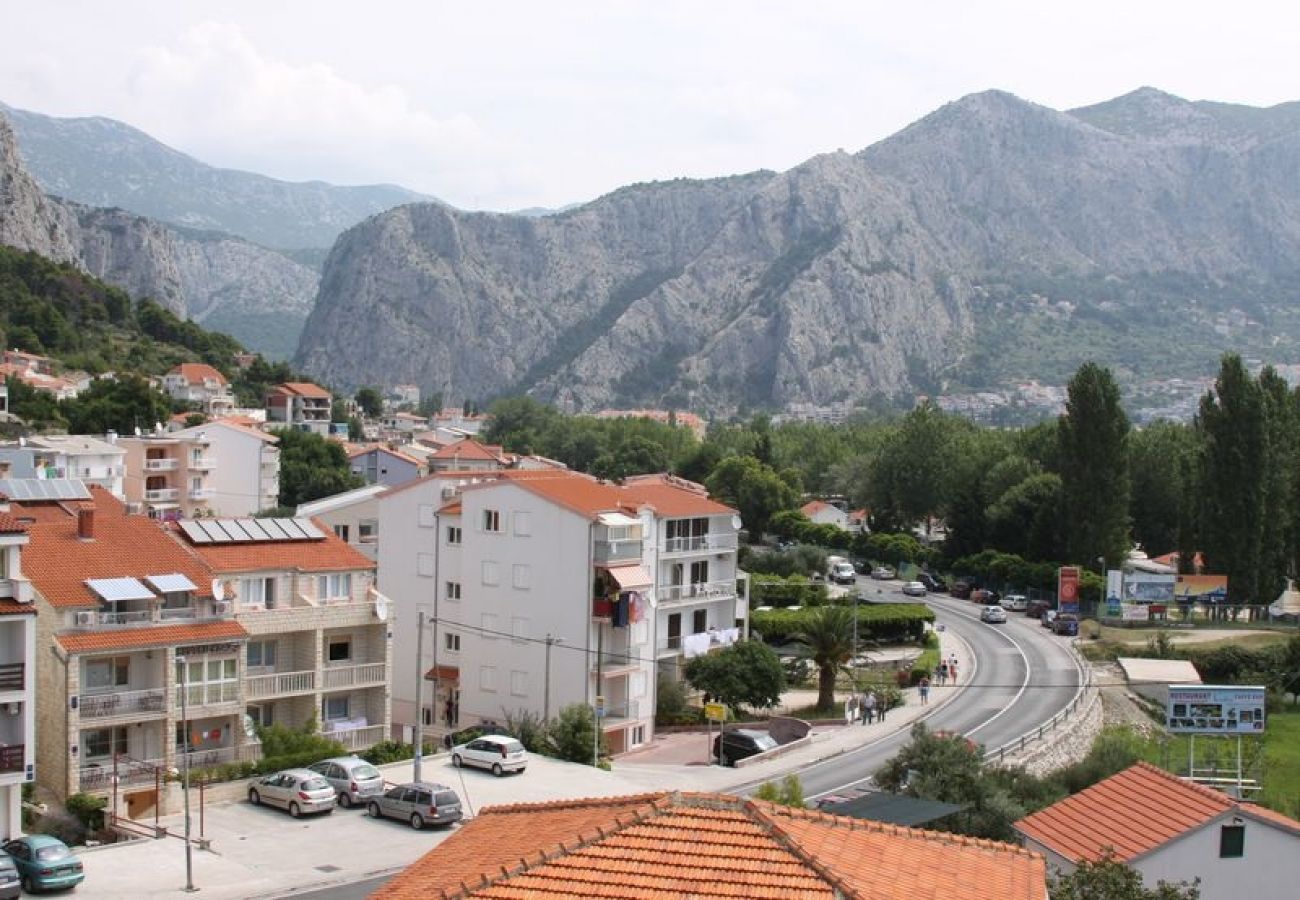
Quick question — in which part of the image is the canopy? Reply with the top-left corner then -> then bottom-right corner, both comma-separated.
603,564 -> 652,589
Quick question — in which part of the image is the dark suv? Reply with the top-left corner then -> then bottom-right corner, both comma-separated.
918,572 -> 947,593
713,729 -> 778,766
950,581 -> 973,599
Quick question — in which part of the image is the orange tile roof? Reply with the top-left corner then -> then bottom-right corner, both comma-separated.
349,445 -> 422,466
179,518 -> 376,575
497,470 -> 736,520
168,363 -> 228,386
1015,762 -> 1300,863
374,792 -> 1045,900
56,619 -> 247,653
801,500 -> 831,515
18,489 -> 217,608
619,476 -> 736,517
0,512 -> 29,534
428,438 -> 504,461
276,381 -> 331,399
0,598 -> 35,616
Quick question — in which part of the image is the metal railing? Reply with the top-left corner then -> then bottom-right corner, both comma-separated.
663,533 -> 737,554
987,642 -> 1094,765
159,606 -> 197,621
659,581 -> 735,605
601,700 -> 641,721
245,669 -> 315,699
180,743 -> 261,769
326,724 -> 385,751
79,757 -> 165,791
97,610 -> 152,626
80,688 -> 168,719
0,663 -> 23,691
143,458 -> 178,471
321,662 -> 386,690
145,488 -> 179,502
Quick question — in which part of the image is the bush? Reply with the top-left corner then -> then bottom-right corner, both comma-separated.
34,809 -> 86,846
502,708 -> 549,754
546,703 -> 606,765
909,646 -> 942,685
752,603 -> 934,645
655,672 -> 692,725
65,792 -> 106,833
750,574 -> 829,608
361,740 -> 433,766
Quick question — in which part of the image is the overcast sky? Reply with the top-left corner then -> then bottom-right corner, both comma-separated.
4,2 -> 1296,211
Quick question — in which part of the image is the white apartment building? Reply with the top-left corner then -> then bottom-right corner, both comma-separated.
160,364 -> 235,418
378,469 -> 746,755
119,432 -> 217,519
7,434 -> 127,497
173,420 -> 281,517
297,483 -> 387,562
0,510 -> 35,840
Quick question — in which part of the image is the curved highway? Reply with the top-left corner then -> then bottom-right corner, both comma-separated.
742,586 -> 1085,799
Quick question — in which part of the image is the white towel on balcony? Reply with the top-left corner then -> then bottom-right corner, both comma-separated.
682,632 -> 712,658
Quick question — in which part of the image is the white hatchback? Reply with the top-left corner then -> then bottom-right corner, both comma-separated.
451,734 -> 528,776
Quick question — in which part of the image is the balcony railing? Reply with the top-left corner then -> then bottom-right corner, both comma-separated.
97,610 -> 152,626
590,651 -> 638,674
189,457 -> 217,470
159,606 -> 197,621
663,533 -> 738,554
322,662 -> 386,690
145,488 -> 179,502
593,539 -> 643,565
175,681 -> 239,708
657,635 -> 683,655
188,487 -> 214,500
81,602 -> 228,629
179,743 -> 261,769
658,581 -> 736,605
0,663 -> 23,691
326,723 -> 385,752
79,757 -> 164,792
0,744 -> 23,773
600,700 -> 641,722
80,688 -> 167,719
0,577 -> 32,604
245,669 -> 315,699
143,458 -> 178,472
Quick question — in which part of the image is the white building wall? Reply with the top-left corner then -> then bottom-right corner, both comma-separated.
1138,814 -> 1300,900
175,423 -> 279,517
0,609 -> 35,840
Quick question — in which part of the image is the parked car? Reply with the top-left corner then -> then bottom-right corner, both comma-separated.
971,588 -> 1001,605
451,734 -> 528,776
980,605 -> 1008,624
917,571 -> 948,593
713,728 -> 778,766
828,558 -> 858,585
950,580 -> 973,599
870,565 -> 895,580
367,781 -> 463,829
901,581 -> 928,597
1040,609 -> 1059,628
248,768 -> 337,817
1,836 -> 84,895
1001,593 -> 1028,611
1053,614 -> 1080,636
309,755 -> 385,808
0,849 -> 17,900
1025,599 -> 1053,619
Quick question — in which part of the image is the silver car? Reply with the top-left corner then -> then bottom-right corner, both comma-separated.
247,768 -> 337,817
308,756 -> 384,808
367,781 -> 463,829
451,734 -> 528,776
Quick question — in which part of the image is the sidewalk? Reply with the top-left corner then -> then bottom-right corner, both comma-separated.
66,629 -> 972,899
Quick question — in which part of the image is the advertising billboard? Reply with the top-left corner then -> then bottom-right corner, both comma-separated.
1058,566 -> 1080,615
1166,685 -> 1267,734
1175,575 -> 1229,602
1124,573 -> 1175,604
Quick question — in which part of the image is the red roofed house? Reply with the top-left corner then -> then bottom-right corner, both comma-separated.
265,382 -> 332,436
375,791 -> 1047,900
161,363 -> 234,417
425,437 -> 507,474
349,445 -> 424,488
801,498 -> 850,530
1015,761 -> 1300,898
0,506 -> 35,841
378,468 -> 746,755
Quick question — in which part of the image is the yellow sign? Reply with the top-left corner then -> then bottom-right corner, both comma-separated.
704,703 -> 727,722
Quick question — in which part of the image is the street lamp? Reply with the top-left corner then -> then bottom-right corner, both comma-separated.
543,634 -> 564,722
175,654 -> 196,892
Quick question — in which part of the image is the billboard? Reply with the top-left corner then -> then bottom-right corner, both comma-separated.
1124,573 -> 1175,604
1166,685 -> 1267,734
1058,566 -> 1080,615
1175,575 -> 1229,602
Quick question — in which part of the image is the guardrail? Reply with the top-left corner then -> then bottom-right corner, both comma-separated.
986,640 -> 1094,765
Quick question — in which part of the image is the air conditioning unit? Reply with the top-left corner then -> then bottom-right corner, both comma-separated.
441,485 -> 458,500
75,610 -> 94,627
213,600 -> 232,616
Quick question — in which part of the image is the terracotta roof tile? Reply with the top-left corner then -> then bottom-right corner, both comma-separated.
429,438 -> 504,461
56,619 -> 247,653
496,470 -> 737,520
0,512 -> 29,534
179,518 -> 376,575
1013,761 -> 1295,863
374,792 -> 1044,900
801,500 -> 831,515
276,381 -> 331,399
18,489 -> 216,608
0,598 -> 35,615
168,363 -> 228,386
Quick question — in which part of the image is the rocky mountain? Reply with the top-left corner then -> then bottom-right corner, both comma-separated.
0,114 -> 316,358
296,88 -> 1300,414
1,101 -> 437,250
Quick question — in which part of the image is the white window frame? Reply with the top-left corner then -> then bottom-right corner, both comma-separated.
326,638 -> 352,663
85,656 -> 130,691
481,561 -> 499,586
481,612 -> 499,639
512,563 -> 531,589
444,632 -> 460,653
322,695 -> 350,722
445,581 -> 462,601
418,504 -> 437,527
511,616 -> 530,643
446,525 -> 462,545
509,670 -> 528,696
247,640 -> 277,671
358,519 -> 378,543
416,553 -> 435,577
316,572 -> 353,601
483,509 -> 501,533
513,511 -> 531,536
479,666 -> 497,692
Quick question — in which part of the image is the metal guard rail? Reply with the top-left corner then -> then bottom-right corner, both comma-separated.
985,639 -> 1095,765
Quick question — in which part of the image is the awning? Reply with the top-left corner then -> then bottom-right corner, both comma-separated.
597,512 -> 639,528
424,665 -> 460,683
85,577 -> 155,603
604,564 -> 652,590
146,573 -> 198,594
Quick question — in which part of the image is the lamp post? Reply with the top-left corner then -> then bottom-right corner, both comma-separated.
543,634 -> 563,721
413,610 -> 425,783
1096,556 -> 1106,618
176,654 -> 196,892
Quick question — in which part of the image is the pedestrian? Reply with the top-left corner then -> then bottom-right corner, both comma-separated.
919,676 -> 931,705
863,691 -> 876,724
949,657 -> 959,685
875,691 -> 888,722
937,661 -> 948,686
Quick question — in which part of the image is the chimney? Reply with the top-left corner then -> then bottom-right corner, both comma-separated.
77,505 -> 95,540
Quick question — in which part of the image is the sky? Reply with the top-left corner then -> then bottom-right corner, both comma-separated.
4,2 -> 1297,211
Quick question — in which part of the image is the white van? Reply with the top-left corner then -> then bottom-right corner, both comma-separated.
1002,594 -> 1029,611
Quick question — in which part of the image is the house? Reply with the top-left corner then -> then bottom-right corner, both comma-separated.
1014,761 -> 1300,899
424,437 -> 507,473
172,513 -> 389,753
161,363 -> 235,417
0,508 -> 35,841
801,499 -> 849,530
172,419 -> 281,517
119,432 -> 217,519
375,791 -> 1047,900
348,445 -> 424,488
297,483 -> 387,562
378,411 -> 428,434
593,408 -> 708,440
265,382 -> 332,436
377,469 -> 747,755
20,485 -> 249,813
0,434 -> 127,498
386,384 -> 420,409
0,362 -> 88,400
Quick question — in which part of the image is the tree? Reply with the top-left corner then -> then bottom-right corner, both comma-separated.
1128,422 -> 1196,557
792,604 -> 856,712
863,402 -> 964,528
985,472 -> 1064,561
545,703 -> 607,765
753,774 -> 806,808
1059,363 -> 1130,569
274,428 -> 364,507
354,386 -> 384,418
682,640 -> 785,711
705,455 -> 799,541
1049,851 -> 1200,899
62,374 -> 173,435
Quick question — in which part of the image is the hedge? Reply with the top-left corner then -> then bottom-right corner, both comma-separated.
750,575 -> 830,608
752,602 -> 934,645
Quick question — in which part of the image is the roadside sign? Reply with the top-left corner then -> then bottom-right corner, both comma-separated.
704,702 -> 726,722
1167,685 -> 1266,734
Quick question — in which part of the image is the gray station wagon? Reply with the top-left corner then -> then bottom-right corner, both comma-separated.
367,781 -> 463,829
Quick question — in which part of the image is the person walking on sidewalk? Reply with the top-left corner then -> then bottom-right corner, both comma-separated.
875,691 -> 888,723
918,676 -> 931,705
948,654 -> 959,685
862,691 -> 876,724
937,661 -> 948,686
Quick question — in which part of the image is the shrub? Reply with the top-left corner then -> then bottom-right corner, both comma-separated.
655,672 -> 692,725
909,646 -> 941,685
65,792 -> 106,833
546,703 -> 606,765
361,740 -> 433,766
34,809 -> 85,846
502,708 -> 550,754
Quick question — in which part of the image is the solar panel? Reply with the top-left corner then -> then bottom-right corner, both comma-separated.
147,573 -> 198,593
278,519 -> 307,539
293,518 -> 324,539
0,478 -> 92,502
179,520 -> 211,543
220,519 -> 254,541
85,577 -> 155,602
198,520 -> 228,541
261,519 -> 292,539
239,519 -> 272,541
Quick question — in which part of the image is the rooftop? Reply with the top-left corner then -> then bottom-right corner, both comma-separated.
167,363 -> 228,386
56,619 -> 247,653
176,517 -> 375,575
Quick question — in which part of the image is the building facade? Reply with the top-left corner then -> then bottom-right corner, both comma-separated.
2,435 -> 127,497
161,364 -> 235,417
120,433 -> 217,519
173,420 -> 281,517
348,446 -> 423,488
265,383 -> 332,436
0,512 -> 35,841
297,484 -> 387,562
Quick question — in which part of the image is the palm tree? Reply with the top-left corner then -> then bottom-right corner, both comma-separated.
793,604 -> 856,712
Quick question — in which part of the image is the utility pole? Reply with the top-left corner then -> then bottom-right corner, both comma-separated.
177,655 -> 195,892
413,609 -> 425,783
543,634 -> 562,721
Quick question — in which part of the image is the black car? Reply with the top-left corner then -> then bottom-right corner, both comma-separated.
917,572 -> 948,593
950,580 -> 973,599
713,729 -> 778,766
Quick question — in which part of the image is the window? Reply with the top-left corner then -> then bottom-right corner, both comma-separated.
175,654 -> 237,705
323,695 -> 350,721
83,726 -> 128,759
246,641 -> 277,670
693,609 -> 707,633
85,657 -> 129,691
445,581 -> 462,601
240,577 -> 276,607
690,560 -> 709,585
630,725 -> 646,747
444,632 -> 461,652
482,561 -> 499,585
358,519 -> 378,543
483,509 -> 501,532
510,670 -> 528,696
479,666 -> 497,692
417,553 -> 435,577
327,639 -> 352,663
1220,824 -> 1245,858
512,564 -> 531,589
418,504 -> 436,527
481,613 -> 499,639
316,573 -> 353,601
511,616 -> 529,643
247,703 -> 274,728
513,511 -> 531,536
668,613 -> 681,641
446,525 -> 462,545
333,524 -> 350,542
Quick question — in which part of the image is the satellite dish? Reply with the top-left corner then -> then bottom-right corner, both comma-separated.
374,595 -> 389,622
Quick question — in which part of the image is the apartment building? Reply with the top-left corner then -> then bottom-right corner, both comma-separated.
119,432 -> 216,519
265,383 -> 332,436
173,419 -> 281,517
0,435 -> 127,497
161,363 -> 235,418
0,510 -> 34,840
174,514 -> 389,753
348,445 -> 423,488
378,469 -> 746,755
297,484 -> 387,562
424,438 -> 507,474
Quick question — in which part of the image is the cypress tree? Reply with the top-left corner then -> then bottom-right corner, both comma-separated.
1059,362 -> 1131,569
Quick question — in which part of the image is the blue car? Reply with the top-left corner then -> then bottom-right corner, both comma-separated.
1,835 -> 85,894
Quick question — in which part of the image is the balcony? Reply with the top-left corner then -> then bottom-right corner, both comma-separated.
180,743 -> 261,769
96,610 -> 153,626
600,700 -> 642,723
663,533 -> 738,555
326,723 -> 385,752
79,757 -> 165,792
657,635 -> 683,657
175,681 -> 240,709
245,669 -> 316,699
322,662 -> 386,690
593,539 -> 643,565
0,744 -> 23,773
590,651 -> 639,676
189,456 -> 217,471
658,580 -> 737,607
145,487 -> 179,502
80,688 -> 167,720
0,663 -> 23,691
188,487 -> 214,500
143,458 -> 179,472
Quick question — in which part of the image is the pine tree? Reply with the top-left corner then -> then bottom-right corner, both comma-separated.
1059,363 -> 1131,569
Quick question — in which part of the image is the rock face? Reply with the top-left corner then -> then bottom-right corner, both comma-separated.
284,89 -> 1295,412
0,114 -> 316,357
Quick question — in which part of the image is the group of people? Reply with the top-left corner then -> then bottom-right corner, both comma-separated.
849,690 -> 891,724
